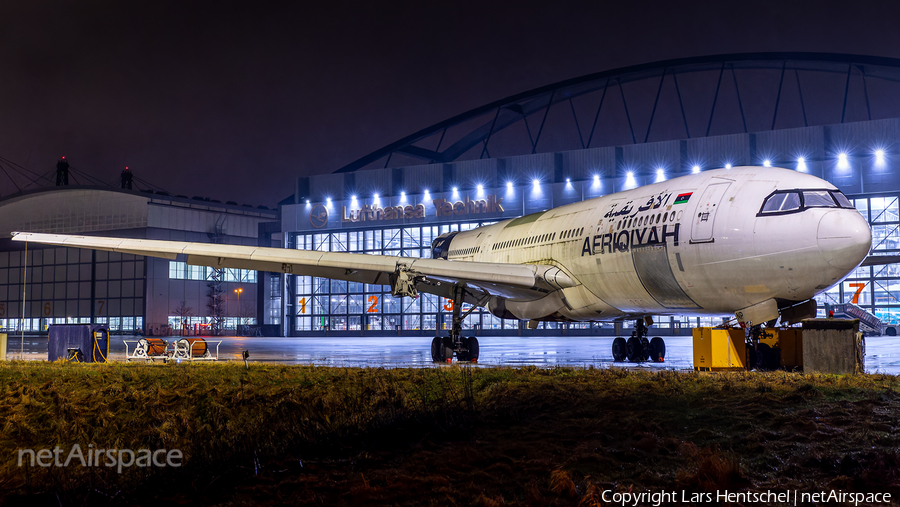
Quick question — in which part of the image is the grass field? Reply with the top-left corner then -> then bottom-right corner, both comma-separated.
1,362 -> 899,506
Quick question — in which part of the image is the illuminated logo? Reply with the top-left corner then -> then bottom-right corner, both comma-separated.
310,204 -> 328,228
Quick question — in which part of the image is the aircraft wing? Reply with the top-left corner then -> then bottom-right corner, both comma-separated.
10,232 -> 576,301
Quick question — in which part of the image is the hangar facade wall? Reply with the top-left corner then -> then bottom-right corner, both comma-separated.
0,188 -> 278,335
281,118 -> 900,336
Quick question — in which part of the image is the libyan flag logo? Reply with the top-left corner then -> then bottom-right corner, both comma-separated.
674,192 -> 692,204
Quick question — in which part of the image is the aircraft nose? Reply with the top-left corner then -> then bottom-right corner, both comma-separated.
817,209 -> 872,271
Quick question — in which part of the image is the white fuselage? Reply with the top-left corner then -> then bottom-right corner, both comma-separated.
442,167 -> 871,321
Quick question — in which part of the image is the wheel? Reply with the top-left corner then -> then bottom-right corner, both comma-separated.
441,336 -> 455,363
466,336 -> 479,363
641,337 -> 651,361
612,337 -> 627,361
431,337 -> 443,363
626,336 -> 644,362
887,326 -> 897,337
649,337 -> 666,362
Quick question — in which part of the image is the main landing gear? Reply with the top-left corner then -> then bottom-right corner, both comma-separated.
611,317 -> 666,363
431,286 -> 485,363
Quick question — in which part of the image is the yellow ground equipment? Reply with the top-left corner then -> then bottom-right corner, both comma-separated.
692,328 -> 746,371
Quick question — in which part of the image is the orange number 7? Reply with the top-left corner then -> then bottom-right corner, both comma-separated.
848,282 -> 866,305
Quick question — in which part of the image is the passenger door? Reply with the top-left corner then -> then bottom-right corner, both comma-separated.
690,182 -> 731,243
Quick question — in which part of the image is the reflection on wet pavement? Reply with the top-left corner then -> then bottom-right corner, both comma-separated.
5,334 -> 900,374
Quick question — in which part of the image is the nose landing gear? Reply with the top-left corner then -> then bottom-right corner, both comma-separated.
612,318 -> 666,363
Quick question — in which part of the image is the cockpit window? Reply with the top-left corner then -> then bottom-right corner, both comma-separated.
831,190 -> 854,208
760,191 -> 801,213
802,190 -> 836,208
759,188 -> 854,216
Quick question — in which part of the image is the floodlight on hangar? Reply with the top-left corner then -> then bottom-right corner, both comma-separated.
763,159 -> 772,167
326,197 -> 333,207
506,181 -> 514,192
532,178 -> 540,188
400,191 -> 407,202
655,168 -> 665,182
725,163 -> 732,169
875,149 -> 886,167
692,165 -> 701,173
476,184 -> 484,197
837,152 -> 850,169
797,157 -> 808,172
624,171 -> 636,189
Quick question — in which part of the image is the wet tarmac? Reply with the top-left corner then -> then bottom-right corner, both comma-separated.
3,333 -> 900,374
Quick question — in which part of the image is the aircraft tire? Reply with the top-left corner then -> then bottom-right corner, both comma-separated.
466,337 -> 480,363
431,337 -> 443,363
612,337 -> 627,361
650,337 -> 666,362
641,337 -> 651,361
626,336 -> 643,362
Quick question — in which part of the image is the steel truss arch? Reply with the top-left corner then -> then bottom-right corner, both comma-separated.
335,52 -> 900,174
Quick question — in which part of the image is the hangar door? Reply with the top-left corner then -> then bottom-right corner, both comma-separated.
690,182 -> 731,243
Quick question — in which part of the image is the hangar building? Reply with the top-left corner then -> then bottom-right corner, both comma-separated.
278,53 -> 900,337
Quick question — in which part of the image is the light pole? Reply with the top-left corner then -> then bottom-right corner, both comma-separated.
234,288 -> 243,335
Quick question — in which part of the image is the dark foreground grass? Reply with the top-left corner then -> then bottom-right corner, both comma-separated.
1,362 -> 900,506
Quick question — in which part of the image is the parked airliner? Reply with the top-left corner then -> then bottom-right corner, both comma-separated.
12,166 -> 874,363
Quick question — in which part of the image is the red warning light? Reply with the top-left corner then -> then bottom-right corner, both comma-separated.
61,156 -> 65,159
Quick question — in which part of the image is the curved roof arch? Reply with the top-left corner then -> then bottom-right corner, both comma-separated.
336,52 -> 900,173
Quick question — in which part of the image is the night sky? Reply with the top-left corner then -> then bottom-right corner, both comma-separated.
1,1 -> 899,206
